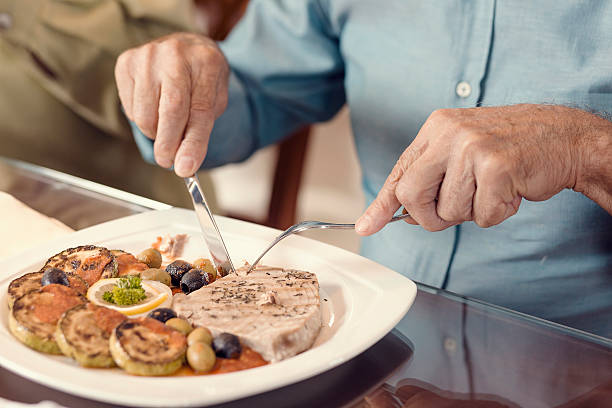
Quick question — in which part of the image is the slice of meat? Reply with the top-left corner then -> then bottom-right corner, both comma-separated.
173,266 -> 321,362
9,284 -> 86,354
43,245 -> 117,286
111,250 -> 148,276
55,303 -> 126,367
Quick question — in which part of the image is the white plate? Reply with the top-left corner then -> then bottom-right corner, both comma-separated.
0,208 -> 417,407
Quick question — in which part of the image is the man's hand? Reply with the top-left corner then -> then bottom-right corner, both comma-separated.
356,104 -> 611,234
115,33 -> 229,177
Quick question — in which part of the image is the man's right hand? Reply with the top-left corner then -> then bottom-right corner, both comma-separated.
115,33 -> 229,177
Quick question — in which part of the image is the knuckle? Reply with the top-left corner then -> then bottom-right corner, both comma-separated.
395,181 -> 417,208
478,153 -> 509,179
160,89 -> 188,118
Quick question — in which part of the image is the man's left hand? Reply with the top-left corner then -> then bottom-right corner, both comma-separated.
356,104 -> 603,234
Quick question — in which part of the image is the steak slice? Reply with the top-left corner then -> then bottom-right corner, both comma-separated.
173,266 -> 321,362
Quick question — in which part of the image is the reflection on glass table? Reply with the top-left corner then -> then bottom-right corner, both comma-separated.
0,156 -> 610,408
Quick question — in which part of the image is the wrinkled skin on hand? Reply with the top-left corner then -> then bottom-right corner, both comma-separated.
356,104 -> 611,234
115,33 -> 229,177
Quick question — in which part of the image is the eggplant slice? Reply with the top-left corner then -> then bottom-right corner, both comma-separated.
55,303 -> 126,367
43,245 -> 117,286
9,284 -> 86,354
110,317 -> 186,376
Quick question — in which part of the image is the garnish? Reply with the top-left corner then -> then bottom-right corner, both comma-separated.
103,276 -> 147,305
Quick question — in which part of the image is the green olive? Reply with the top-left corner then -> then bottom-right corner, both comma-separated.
186,342 -> 216,372
187,327 -> 213,347
137,248 -> 162,269
165,317 -> 193,335
140,268 -> 171,286
192,258 -> 217,280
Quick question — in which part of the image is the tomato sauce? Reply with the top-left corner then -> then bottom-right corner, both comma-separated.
174,347 -> 268,376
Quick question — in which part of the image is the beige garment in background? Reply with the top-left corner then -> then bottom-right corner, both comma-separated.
0,192 -> 73,261
0,0 -> 217,209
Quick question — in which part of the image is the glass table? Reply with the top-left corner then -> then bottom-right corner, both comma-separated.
0,156 -> 610,408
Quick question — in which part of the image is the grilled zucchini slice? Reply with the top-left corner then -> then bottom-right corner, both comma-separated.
110,317 -> 187,376
8,272 -> 89,310
9,284 -> 86,354
7,272 -> 43,310
55,303 -> 126,367
43,245 -> 117,286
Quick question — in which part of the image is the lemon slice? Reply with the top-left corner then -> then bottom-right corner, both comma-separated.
87,278 -> 172,317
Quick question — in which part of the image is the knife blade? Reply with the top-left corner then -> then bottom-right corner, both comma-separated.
184,175 -> 236,277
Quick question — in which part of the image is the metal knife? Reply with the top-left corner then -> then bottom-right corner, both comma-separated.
184,175 -> 236,277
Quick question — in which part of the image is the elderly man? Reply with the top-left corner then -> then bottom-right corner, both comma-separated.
116,0 -> 612,337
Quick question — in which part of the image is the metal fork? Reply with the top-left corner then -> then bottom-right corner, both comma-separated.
245,212 -> 412,274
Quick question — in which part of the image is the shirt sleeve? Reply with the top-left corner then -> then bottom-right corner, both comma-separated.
133,0 -> 346,168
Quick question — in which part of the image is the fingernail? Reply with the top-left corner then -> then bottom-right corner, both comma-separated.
355,217 -> 370,234
175,157 -> 195,176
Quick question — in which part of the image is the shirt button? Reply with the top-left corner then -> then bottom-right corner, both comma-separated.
443,337 -> 457,355
455,81 -> 472,98
0,13 -> 12,30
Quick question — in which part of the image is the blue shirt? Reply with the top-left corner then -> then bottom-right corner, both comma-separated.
133,0 -> 612,337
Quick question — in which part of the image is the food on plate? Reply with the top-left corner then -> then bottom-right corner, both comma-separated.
180,268 -> 214,294
87,277 -> 172,316
165,317 -> 193,335
140,268 -> 171,286
187,326 -> 213,347
102,275 -> 146,305
43,245 -> 117,286
192,258 -> 217,280
137,248 -> 162,269
55,303 -> 126,367
5,240 -> 322,377
111,250 -> 148,277
173,266 -> 321,362
152,234 -> 188,261
212,333 -> 242,359
186,342 -> 216,372
148,307 -> 177,323
8,271 -> 88,310
41,268 -> 69,287
166,260 -> 193,286
9,284 -> 86,354
110,317 -> 187,376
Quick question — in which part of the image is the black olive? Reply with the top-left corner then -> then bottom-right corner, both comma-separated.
166,260 -> 192,286
180,269 -> 212,294
212,333 -> 242,359
41,268 -> 69,287
147,308 -> 177,323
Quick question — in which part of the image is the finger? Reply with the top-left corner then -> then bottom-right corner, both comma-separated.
401,207 -> 419,225
436,156 -> 476,223
155,78 -> 191,170
174,108 -> 215,177
114,51 -> 134,119
395,156 -> 455,232
131,48 -> 160,141
472,165 -> 522,227
356,143 -> 426,236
